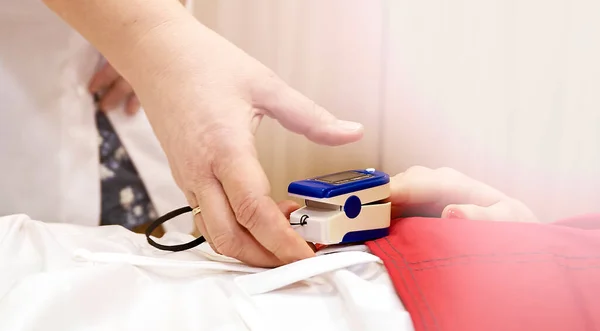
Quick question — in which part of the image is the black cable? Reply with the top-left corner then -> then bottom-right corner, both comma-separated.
145,206 -> 206,252
147,208 -> 308,252
290,214 -> 309,226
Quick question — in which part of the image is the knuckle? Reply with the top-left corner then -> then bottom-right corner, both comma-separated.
209,157 -> 235,184
234,195 -> 261,231
176,160 -> 214,196
173,151 -> 216,189
209,142 -> 254,178
202,125 -> 238,151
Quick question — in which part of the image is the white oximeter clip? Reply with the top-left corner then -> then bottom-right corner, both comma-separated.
287,168 -> 391,245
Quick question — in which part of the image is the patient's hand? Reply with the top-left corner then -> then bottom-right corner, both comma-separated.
230,167 -> 536,253
89,62 -> 140,115
388,166 -> 538,223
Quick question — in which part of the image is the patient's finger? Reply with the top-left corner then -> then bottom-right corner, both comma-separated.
390,166 -> 506,209
441,200 -> 538,223
391,202 -> 445,219
442,203 -> 509,221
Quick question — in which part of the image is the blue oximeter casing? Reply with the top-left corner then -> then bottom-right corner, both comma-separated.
287,168 -> 391,245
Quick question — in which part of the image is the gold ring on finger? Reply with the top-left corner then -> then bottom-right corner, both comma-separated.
192,206 -> 202,216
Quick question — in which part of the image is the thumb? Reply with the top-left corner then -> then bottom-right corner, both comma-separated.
441,203 -> 517,222
442,199 -> 538,223
254,78 -> 364,146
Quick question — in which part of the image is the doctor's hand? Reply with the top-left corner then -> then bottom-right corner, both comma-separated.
129,23 -> 364,268
89,62 -> 140,115
388,166 -> 538,223
43,2 -> 362,268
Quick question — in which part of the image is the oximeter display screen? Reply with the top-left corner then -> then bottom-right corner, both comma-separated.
314,171 -> 373,185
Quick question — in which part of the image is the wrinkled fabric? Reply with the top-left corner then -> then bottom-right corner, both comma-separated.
367,216 -> 600,331
0,214 -> 413,331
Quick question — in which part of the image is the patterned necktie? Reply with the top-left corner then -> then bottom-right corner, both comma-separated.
95,109 -> 158,230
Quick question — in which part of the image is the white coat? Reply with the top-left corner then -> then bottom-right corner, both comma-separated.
0,0 -> 193,233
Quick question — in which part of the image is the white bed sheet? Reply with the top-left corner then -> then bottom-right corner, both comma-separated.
0,214 -> 414,331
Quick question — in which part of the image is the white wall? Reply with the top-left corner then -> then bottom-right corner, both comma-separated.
195,0 -> 600,222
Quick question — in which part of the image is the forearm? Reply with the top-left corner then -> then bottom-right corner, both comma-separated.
42,0 -> 242,141
42,0 -> 210,92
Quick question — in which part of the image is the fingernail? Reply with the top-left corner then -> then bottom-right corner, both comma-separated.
446,209 -> 465,219
335,120 -> 363,132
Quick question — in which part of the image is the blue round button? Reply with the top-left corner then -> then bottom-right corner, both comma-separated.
343,195 -> 362,219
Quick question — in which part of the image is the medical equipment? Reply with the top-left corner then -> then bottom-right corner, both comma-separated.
146,168 -> 391,251
287,168 -> 392,245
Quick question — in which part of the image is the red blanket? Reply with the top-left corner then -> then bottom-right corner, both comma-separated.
366,215 -> 600,331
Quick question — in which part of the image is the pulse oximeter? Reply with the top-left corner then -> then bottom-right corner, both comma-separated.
287,168 -> 391,245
